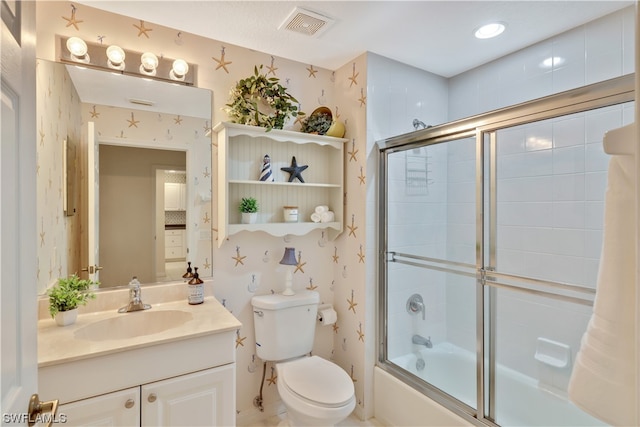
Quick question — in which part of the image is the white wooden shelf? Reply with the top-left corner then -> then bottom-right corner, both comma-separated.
214,122 -> 347,247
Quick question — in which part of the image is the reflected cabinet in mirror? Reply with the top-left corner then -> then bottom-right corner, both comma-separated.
36,59 -> 213,294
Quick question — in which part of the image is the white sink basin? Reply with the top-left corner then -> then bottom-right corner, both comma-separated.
74,309 -> 193,341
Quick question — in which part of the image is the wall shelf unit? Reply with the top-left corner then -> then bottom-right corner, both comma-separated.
214,122 -> 347,247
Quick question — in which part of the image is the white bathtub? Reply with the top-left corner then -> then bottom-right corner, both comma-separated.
378,343 -> 606,427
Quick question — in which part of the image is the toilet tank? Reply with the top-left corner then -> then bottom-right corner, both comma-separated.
251,291 -> 320,361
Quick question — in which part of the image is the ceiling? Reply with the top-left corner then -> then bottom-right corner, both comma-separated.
77,0 -> 633,78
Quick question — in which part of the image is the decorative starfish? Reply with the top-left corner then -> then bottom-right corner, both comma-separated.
294,251 -> 306,274
266,56 -> 278,76
332,247 -> 339,264
347,290 -> 358,313
348,63 -> 359,87
39,218 -> 46,247
357,323 -> 365,342
335,106 -> 341,119
332,323 -> 339,333
306,64 -> 318,78
213,46 -> 232,73
281,156 -> 308,183
202,212 -> 210,224
203,258 -> 211,270
267,367 -> 277,385
62,5 -> 83,31
89,105 -> 100,118
357,245 -> 365,263
348,140 -> 359,162
127,112 -> 139,128
134,20 -> 153,38
232,246 -> 246,266
358,166 -> 366,185
358,88 -> 367,107
347,214 -> 358,237
173,115 -> 183,125
306,278 -> 317,291
203,167 -> 211,178
39,120 -> 45,146
203,121 -> 212,135
235,330 -> 246,348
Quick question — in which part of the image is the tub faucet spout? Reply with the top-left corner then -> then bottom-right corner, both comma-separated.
412,334 -> 433,348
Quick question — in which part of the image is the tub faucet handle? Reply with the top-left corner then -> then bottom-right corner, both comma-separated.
407,294 -> 425,320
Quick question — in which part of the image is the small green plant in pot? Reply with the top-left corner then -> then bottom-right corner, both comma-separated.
239,197 -> 258,224
48,274 -> 99,326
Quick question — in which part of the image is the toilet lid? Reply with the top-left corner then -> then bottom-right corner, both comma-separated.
278,356 -> 354,407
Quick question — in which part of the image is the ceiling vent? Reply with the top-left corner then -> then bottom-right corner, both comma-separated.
279,7 -> 335,37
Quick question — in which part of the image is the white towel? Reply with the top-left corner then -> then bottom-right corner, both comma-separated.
310,212 -> 321,223
320,211 -> 334,223
315,205 -> 329,214
568,153 -> 637,426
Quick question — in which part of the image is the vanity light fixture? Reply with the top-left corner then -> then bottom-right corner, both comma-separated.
474,22 -> 506,39
170,59 -> 189,81
279,247 -> 298,296
106,45 -> 126,70
66,37 -> 90,63
139,52 -> 159,76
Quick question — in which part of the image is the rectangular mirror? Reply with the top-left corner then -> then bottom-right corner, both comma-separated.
36,59 -> 213,294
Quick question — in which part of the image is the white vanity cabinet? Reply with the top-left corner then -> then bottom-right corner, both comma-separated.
58,365 -> 234,426
164,229 -> 186,260
38,295 -> 241,427
164,182 -> 186,211
58,387 -> 140,426
214,122 -> 348,247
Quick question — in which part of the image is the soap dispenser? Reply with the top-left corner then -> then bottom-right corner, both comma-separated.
182,261 -> 194,281
188,267 -> 204,305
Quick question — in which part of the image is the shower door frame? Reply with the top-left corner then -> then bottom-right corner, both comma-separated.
377,73 -> 635,426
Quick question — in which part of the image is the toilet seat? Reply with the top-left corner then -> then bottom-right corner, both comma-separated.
278,356 -> 354,408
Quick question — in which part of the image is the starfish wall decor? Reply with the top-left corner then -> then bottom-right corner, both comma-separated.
280,156 -> 308,183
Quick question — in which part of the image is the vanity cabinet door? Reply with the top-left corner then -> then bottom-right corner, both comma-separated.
164,182 -> 186,211
142,364 -> 235,426
59,387 -> 140,426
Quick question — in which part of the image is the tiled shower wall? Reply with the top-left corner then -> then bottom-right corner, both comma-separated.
381,6 -> 635,378
444,6 -> 635,380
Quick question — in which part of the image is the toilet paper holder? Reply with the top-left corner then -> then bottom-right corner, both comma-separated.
317,304 -> 337,324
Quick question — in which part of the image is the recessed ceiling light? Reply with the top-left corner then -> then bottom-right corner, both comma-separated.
474,22 -> 506,39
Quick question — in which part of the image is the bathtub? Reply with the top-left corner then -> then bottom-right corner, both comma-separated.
375,343 -> 606,427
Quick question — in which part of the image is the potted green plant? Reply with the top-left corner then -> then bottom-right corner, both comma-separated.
224,65 -> 305,131
48,274 -> 99,326
300,107 -> 333,135
239,197 -> 258,224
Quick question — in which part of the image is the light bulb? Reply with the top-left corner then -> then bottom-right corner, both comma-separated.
170,59 -> 189,80
66,37 -> 89,62
474,22 -> 506,39
139,52 -> 158,76
106,45 -> 125,70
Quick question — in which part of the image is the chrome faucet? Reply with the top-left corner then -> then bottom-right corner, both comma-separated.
412,334 -> 433,348
118,276 -> 151,313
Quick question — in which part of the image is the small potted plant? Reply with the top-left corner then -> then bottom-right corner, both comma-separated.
239,197 -> 258,224
48,274 -> 99,326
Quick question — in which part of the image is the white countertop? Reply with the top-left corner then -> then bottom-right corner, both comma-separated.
38,295 -> 241,367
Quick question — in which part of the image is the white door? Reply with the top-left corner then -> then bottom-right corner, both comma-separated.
86,122 -> 101,282
1,0 -> 40,420
141,365 -> 235,426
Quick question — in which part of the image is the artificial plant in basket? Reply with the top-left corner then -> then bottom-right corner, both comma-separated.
224,65 -> 305,131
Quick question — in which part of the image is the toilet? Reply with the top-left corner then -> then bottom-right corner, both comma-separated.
251,290 -> 355,427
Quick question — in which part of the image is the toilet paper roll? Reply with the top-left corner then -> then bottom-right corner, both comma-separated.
318,307 -> 337,326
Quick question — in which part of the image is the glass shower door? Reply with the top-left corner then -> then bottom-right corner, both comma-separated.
384,137 -> 478,409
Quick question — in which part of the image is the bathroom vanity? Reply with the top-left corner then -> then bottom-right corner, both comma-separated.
37,285 -> 241,426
